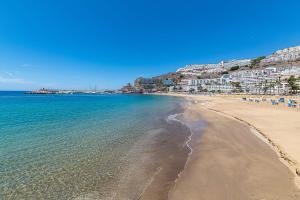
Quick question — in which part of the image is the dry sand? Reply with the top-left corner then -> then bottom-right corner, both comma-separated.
189,94 -> 300,181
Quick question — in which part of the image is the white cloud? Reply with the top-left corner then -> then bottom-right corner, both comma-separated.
0,72 -> 33,85
4,72 -> 14,77
0,76 -> 31,84
21,64 -> 32,67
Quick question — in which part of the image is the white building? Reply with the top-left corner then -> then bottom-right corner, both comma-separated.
262,46 -> 300,63
187,77 -> 235,93
280,66 -> 300,77
176,59 -> 251,75
221,59 -> 251,69
176,63 -> 220,74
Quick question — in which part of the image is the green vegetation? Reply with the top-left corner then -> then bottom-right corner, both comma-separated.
189,88 -> 195,94
221,71 -> 229,75
179,74 -> 185,79
197,75 -> 202,79
231,81 -> 242,93
287,75 -> 299,94
250,56 -> 266,68
231,81 -> 241,88
230,66 -> 239,71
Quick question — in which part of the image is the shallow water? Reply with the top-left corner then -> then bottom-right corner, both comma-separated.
0,92 -> 188,199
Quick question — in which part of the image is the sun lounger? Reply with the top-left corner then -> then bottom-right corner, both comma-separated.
288,103 -> 297,108
288,99 -> 296,104
278,97 -> 285,103
288,99 -> 297,108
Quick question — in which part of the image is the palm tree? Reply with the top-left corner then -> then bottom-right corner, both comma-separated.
287,75 -> 299,94
230,81 -> 241,93
189,88 -> 195,94
275,78 -> 281,95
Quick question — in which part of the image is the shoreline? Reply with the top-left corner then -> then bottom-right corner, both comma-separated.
165,102 -> 204,199
147,94 -> 300,199
74,98 -> 194,200
168,100 -> 300,199
152,93 -> 300,187
129,103 -> 194,200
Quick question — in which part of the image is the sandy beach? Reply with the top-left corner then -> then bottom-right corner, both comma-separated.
188,94 -> 300,182
148,93 -> 300,199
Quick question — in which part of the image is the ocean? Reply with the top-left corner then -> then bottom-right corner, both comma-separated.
0,92 -> 191,200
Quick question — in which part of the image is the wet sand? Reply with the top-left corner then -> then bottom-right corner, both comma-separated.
136,114 -> 191,200
104,106 -> 192,200
168,102 -> 300,200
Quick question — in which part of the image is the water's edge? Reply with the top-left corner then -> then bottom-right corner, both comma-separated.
1,93 -> 204,200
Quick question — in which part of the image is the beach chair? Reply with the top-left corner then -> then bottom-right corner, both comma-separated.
288,99 -> 297,108
290,104 -> 297,108
278,97 -> 285,103
293,101 -> 298,108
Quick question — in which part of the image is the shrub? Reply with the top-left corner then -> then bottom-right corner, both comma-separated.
251,56 -> 266,68
230,66 -> 239,71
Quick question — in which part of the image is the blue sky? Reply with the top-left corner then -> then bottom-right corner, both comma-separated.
0,0 -> 300,90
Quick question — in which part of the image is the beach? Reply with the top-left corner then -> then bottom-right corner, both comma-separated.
162,94 -> 300,199
2,92 -> 300,199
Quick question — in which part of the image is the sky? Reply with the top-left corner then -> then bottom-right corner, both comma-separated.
0,0 -> 300,90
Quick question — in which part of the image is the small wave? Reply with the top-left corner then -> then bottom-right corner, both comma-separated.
166,113 -> 192,152
166,113 -> 196,199
166,113 -> 185,125
137,167 -> 163,199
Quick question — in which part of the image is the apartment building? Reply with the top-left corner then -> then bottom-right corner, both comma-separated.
262,46 -> 300,63
176,59 -> 251,75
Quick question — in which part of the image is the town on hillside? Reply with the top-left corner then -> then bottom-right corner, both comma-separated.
121,45 -> 300,95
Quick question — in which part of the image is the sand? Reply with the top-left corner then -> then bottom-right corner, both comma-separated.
168,103 -> 300,199
118,108 -> 191,200
189,94 -> 300,181
146,93 -> 300,199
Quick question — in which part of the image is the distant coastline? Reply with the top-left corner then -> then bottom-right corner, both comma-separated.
24,88 -> 118,95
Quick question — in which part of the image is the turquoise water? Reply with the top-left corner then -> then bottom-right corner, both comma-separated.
0,92 -> 184,199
